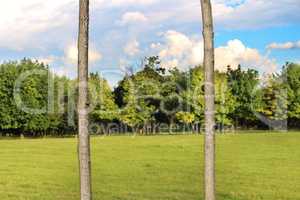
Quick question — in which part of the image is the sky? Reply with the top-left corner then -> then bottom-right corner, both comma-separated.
0,0 -> 300,86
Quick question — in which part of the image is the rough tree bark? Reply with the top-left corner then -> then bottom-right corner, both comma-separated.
78,0 -> 92,200
200,0 -> 216,200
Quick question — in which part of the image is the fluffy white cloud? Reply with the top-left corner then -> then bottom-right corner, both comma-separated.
30,43 -> 101,77
152,30 -> 277,73
124,40 -> 140,56
35,44 -> 102,78
50,67 -> 74,77
213,0 -> 245,5
0,0 -> 297,80
159,31 -> 193,57
36,56 -> 59,65
0,0 -> 76,50
95,0 -> 158,7
153,31 -> 203,69
64,44 -> 102,65
215,39 -> 277,72
126,0 -> 300,30
267,41 -> 300,50
119,12 -> 148,25
110,0 -> 157,6
212,0 -> 300,29
1,0 -> 298,52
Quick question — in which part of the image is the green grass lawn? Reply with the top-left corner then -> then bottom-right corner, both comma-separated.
1,132 -> 300,200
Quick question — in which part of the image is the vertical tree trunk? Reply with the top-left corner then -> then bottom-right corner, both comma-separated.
200,0 -> 216,200
78,0 -> 92,200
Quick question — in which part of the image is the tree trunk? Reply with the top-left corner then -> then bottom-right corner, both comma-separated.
200,0 -> 216,200
78,0 -> 92,200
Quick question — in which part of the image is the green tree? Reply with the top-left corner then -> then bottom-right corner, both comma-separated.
176,111 -> 195,131
115,57 -> 163,133
215,72 -> 236,128
280,63 -> 300,127
89,73 -> 118,133
118,76 -> 155,133
0,59 -> 55,136
227,65 -> 262,127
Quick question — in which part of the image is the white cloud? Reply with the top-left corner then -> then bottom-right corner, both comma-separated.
126,0 -> 300,31
212,0 -> 300,29
267,41 -> 300,50
0,0 -> 76,50
36,56 -> 59,65
215,39 -> 277,73
50,67 -> 73,77
152,30 -> 203,69
94,0 -> 158,7
110,0 -> 157,6
0,0 -> 298,79
159,31 -> 193,57
64,44 -> 102,65
119,12 -> 148,25
124,40 -> 140,56
161,59 -> 180,70
150,43 -> 161,49
152,30 -> 277,73
33,44 -> 102,78
213,0 -> 245,4
1,0 -> 299,52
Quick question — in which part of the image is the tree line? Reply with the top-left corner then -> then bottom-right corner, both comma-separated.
0,58 -> 299,136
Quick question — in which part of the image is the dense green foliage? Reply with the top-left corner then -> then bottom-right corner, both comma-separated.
281,63 -> 300,126
1,133 -> 300,200
0,58 -> 300,136
0,59 -> 65,136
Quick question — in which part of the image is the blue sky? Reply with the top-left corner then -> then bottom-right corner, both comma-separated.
0,0 -> 300,86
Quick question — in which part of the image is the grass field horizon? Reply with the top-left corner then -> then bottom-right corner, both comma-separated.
1,132 -> 299,200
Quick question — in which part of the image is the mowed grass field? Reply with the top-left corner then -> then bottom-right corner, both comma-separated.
1,132 -> 300,200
